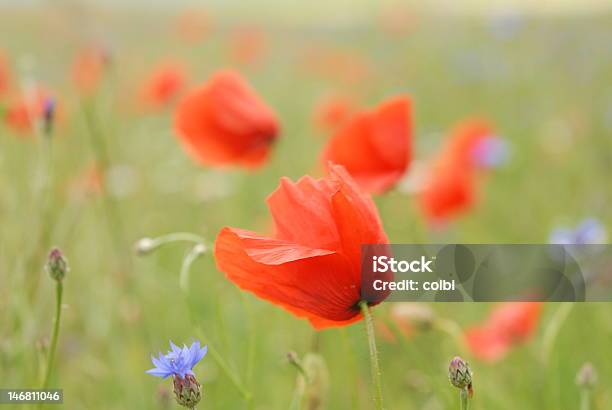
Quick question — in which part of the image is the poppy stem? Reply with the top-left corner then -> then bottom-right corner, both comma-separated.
541,303 -> 574,365
42,281 -> 63,389
359,301 -> 384,410
179,244 -> 207,292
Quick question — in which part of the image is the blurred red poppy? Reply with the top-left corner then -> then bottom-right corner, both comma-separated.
229,27 -> 267,66
4,87 -> 55,135
176,9 -> 211,43
174,70 -> 279,169
0,51 -> 10,98
138,61 -> 187,110
418,118 -> 495,222
71,47 -> 108,96
321,96 -> 412,194
313,94 -> 358,134
445,119 -> 495,167
215,164 -> 389,329
465,302 -> 543,362
418,156 -> 476,222
302,47 -> 371,86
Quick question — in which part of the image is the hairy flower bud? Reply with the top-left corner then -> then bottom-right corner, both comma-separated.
576,362 -> 598,389
134,237 -> 157,255
295,353 -> 329,410
173,374 -> 201,408
448,356 -> 473,393
45,248 -> 69,282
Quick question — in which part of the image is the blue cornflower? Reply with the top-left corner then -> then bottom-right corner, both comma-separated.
146,341 -> 208,379
549,218 -> 608,245
471,135 -> 510,169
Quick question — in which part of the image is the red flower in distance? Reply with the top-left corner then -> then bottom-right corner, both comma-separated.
175,9 -> 211,44
418,118 -> 495,222
215,164 -> 389,329
0,51 -> 10,98
139,61 -> 187,110
229,27 -> 267,66
313,94 -> 358,134
321,96 -> 412,194
174,70 -> 279,169
418,156 -> 476,223
444,119 -> 495,168
4,87 -> 55,135
465,302 -> 543,362
71,47 -> 108,96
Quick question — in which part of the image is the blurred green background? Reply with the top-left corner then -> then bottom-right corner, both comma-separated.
1,1 -> 611,409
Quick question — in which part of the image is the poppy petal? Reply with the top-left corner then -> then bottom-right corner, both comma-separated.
215,227 -> 361,324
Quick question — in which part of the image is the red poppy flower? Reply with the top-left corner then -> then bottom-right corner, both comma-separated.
174,70 -> 279,169
445,119 -> 495,167
418,156 -> 476,222
313,94 -> 358,134
229,27 -> 267,66
214,164 -> 389,329
301,47 -> 371,86
139,62 -> 187,110
0,51 -> 10,98
71,47 -> 108,95
418,118 -> 494,222
4,87 -> 54,135
465,302 -> 543,362
321,96 -> 412,194
176,9 -> 211,43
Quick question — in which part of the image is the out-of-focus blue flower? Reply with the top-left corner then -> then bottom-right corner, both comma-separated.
472,136 -> 510,168
43,96 -> 56,136
146,341 -> 208,379
549,218 -> 608,245
488,11 -> 525,41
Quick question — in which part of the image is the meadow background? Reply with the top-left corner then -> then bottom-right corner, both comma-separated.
1,0 -> 612,409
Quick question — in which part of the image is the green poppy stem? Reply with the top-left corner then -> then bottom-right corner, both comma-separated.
359,301 -> 384,410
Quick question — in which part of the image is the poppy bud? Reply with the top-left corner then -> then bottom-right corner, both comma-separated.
296,353 -> 329,410
576,362 -> 598,389
448,356 -> 473,393
172,374 -> 201,409
45,248 -> 69,282
134,237 -> 157,255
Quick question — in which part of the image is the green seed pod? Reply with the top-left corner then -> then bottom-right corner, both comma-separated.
448,356 -> 472,391
173,374 -> 201,409
45,248 -> 69,282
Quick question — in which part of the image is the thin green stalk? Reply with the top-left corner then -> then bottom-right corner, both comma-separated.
179,245 -> 206,292
460,388 -> 470,410
580,389 -> 591,410
359,301 -> 384,410
541,303 -> 574,365
341,329 -> 360,409
153,232 -> 206,247
43,281 -> 63,388
240,294 -> 257,410
81,100 -> 129,272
